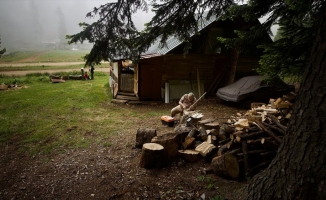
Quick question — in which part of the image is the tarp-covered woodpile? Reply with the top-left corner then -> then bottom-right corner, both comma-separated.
136,91 -> 297,181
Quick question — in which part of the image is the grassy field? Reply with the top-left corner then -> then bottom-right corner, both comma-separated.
0,49 -> 89,63
0,74 -> 167,156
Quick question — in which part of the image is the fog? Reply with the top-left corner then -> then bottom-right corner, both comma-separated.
0,0 -> 152,51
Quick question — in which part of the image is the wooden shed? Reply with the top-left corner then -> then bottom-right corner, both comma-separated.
109,15 -> 270,102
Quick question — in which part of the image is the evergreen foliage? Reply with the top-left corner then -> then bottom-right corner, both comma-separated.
68,0 -> 324,81
67,0 -> 234,66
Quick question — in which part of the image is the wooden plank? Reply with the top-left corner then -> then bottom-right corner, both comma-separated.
116,95 -> 139,101
117,92 -> 136,96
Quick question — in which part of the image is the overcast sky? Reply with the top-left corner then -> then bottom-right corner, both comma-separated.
0,0 -> 277,50
0,0 -> 152,49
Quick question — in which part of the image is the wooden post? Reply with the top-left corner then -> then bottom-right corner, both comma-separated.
197,68 -> 201,97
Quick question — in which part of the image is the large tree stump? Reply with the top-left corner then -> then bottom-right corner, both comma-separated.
211,153 -> 240,179
135,128 -> 157,148
139,143 -> 165,169
151,132 -> 181,160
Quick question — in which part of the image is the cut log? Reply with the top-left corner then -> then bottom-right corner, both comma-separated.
139,143 -> 165,169
195,141 -> 216,157
211,153 -> 240,179
198,118 -> 216,125
262,122 -> 285,135
267,114 -> 286,133
206,135 -> 212,144
255,121 -> 282,143
217,141 -> 232,156
135,128 -> 157,148
217,127 -> 227,140
182,136 -> 196,149
198,127 -> 208,141
178,149 -> 202,162
151,132 -> 180,160
203,121 -> 220,130
235,131 -> 265,143
218,138 -> 231,146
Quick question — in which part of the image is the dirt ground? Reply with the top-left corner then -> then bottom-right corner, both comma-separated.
0,98 -> 250,200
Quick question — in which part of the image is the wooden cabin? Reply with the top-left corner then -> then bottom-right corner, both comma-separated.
109,16 -> 270,102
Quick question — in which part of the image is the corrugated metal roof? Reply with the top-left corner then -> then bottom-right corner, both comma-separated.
141,12 -> 216,58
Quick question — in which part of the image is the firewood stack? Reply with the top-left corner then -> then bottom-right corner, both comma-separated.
210,91 -> 296,180
137,92 -> 296,180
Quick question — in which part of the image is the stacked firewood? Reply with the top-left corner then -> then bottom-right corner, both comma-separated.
209,91 -> 296,180
136,92 -> 296,180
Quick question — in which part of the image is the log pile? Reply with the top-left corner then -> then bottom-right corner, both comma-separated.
136,92 -> 296,180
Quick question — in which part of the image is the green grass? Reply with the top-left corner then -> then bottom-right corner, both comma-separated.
0,49 -> 89,63
0,73 -> 167,156
0,50 -> 167,156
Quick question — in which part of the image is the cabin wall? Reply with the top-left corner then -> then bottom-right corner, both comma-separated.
161,54 -> 260,100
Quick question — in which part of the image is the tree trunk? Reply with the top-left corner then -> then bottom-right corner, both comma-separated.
247,6 -> 326,199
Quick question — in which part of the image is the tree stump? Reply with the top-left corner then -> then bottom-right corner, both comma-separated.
139,143 -> 165,169
151,132 -> 180,160
178,149 -> 202,162
135,128 -> 157,148
211,153 -> 240,179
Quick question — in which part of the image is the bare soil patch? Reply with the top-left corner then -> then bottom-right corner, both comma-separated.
0,98 -> 249,200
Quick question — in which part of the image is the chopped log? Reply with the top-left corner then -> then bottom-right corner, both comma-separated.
198,127 -> 208,141
274,98 -> 282,106
140,143 -> 165,169
247,138 -> 265,145
135,128 -> 157,148
234,119 -> 250,129
206,135 -> 212,144
198,118 -> 216,125
255,121 -> 282,143
174,124 -> 192,135
228,148 -> 242,156
218,138 -> 231,146
178,149 -> 202,162
187,128 -> 198,137
211,135 -> 218,145
246,115 -> 262,123
230,130 -> 245,140
203,121 -> 220,130
242,141 -> 250,178
211,153 -> 240,179
182,136 -> 196,149
217,141 -> 232,156
235,131 -> 265,143
210,128 -> 219,136
267,114 -> 286,133
195,141 -> 216,157
217,127 -> 227,140
262,122 -> 285,135
151,132 -> 180,160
